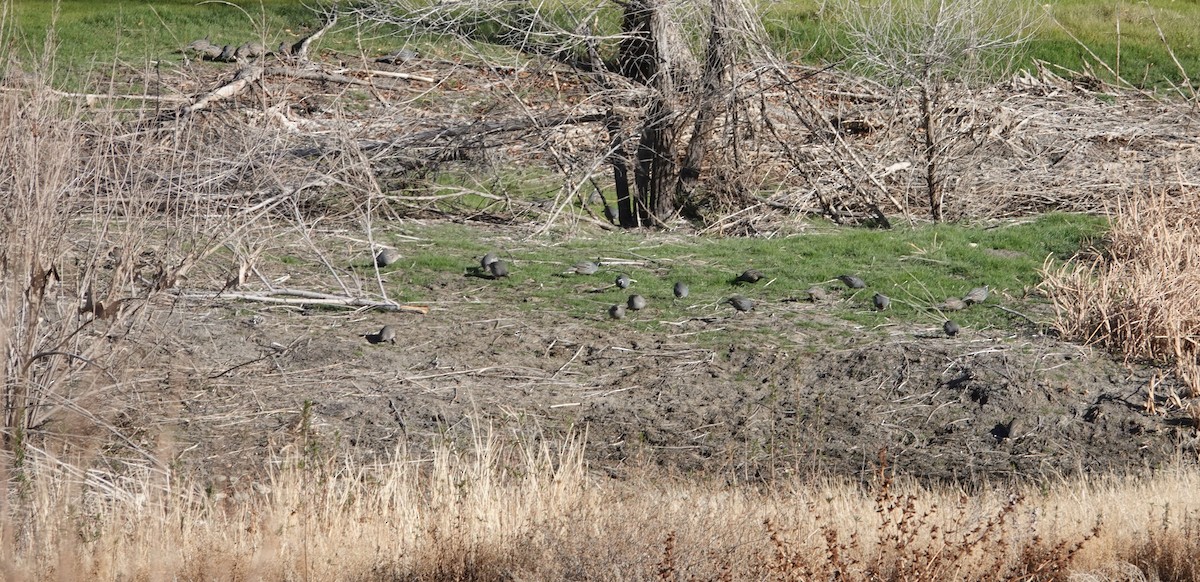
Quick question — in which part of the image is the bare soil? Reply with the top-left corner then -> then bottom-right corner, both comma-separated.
85,226 -> 1196,497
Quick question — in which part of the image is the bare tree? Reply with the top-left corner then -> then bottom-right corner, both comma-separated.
829,0 -> 1035,221
355,0 -> 772,228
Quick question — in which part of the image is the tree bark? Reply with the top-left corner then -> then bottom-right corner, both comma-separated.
676,0 -> 732,219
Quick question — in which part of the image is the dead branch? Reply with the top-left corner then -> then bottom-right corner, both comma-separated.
180,65 -> 264,117
175,288 -> 430,314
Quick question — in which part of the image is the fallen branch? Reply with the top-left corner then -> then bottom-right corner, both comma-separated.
174,288 -> 430,314
180,65 -> 264,117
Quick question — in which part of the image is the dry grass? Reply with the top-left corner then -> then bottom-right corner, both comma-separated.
3,431 -> 1200,581
1043,187 -> 1200,397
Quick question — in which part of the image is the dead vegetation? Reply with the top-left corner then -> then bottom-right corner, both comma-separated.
3,427 -> 1199,581
1043,186 -> 1200,404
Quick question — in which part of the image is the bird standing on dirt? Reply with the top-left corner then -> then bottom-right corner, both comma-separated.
615,274 -> 633,289
735,269 -> 764,284
365,325 -> 396,345
627,294 -> 647,311
838,274 -> 866,289
375,248 -> 401,268
488,260 -> 509,279
673,281 -> 689,300
608,304 -> 626,320
872,293 -> 890,311
807,286 -> 830,302
963,285 -> 990,305
727,296 -> 754,313
480,252 -> 498,269
943,320 -> 960,337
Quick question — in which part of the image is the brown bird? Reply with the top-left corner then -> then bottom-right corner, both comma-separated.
807,286 -> 830,302
963,285 -> 990,305
564,261 -> 599,275
939,297 -> 967,312
735,269 -> 764,284
727,296 -> 754,312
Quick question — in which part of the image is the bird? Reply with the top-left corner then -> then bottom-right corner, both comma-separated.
807,286 -> 830,302
963,285 -> 990,305
727,296 -> 754,312
673,281 -> 689,299
615,274 -> 633,289
872,293 -> 890,311
365,325 -> 396,345
627,294 -> 647,311
480,252 -> 499,269
604,204 -> 617,225
943,320 -> 960,337
608,304 -> 626,320
939,297 -> 967,312
488,260 -> 509,279
735,269 -> 764,284
565,261 -> 599,275
838,274 -> 866,289
374,248 -> 401,268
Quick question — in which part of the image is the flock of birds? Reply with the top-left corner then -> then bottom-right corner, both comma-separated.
368,248 -> 990,342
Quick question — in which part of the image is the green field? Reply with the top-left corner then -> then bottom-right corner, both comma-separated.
9,0 -> 1200,90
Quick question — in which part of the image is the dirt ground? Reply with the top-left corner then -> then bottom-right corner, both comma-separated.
78,229 -> 1195,497
36,51 -> 1200,496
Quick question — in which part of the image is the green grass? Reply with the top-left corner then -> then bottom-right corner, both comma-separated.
379,213 -> 1107,343
764,0 -> 1200,90
11,0 -> 1200,91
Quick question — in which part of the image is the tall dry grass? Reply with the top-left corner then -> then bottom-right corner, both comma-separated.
1043,187 -> 1200,398
4,426 -> 1200,581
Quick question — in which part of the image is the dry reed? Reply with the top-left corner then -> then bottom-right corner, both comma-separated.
1043,187 -> 1200,397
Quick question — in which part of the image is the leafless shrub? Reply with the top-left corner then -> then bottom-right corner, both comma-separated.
827,0 -> 1037,221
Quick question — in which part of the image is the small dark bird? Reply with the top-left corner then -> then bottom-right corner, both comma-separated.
627,294 -> 647,311
565,261 -> 599,275
673,281 -> 689,299
807,286 -> 830,302
608,304 -> 626,320
963,285 -> 990,305
735,269 -> 764,284
727,296 -> 754,312
943,320 -> 960,337
615,274 -> 632,289
872,293 -> 890,311
375,248 -> 401,268
365,325 -> 397,345
488,260 -> 509,279
838,274 -> 866,289
480,252 -> 498,269
604,204 -> 617,225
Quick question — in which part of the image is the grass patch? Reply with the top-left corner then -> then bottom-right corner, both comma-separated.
378,213 -> 1106,343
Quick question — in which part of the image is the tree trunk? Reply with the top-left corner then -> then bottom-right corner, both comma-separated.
676,0 -> 732,219
920,83 -> 943,222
